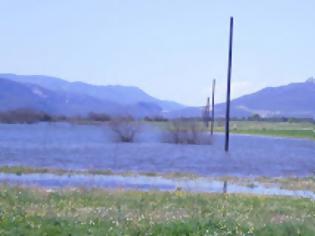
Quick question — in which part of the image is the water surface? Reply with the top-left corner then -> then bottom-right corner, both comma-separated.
0,123 -> 314,177
1,173 -> 314,200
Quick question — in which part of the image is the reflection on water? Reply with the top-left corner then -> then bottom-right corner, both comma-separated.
223,180 -> 228,194
0,173 -> 314,200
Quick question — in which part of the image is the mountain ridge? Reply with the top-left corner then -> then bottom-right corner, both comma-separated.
170,78 -> 315,119
0,73 -> 184,112
0,74 -> 314,119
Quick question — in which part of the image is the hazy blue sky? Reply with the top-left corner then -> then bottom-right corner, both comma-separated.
1,0 -> 314,105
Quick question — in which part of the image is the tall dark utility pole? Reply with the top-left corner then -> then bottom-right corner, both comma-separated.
210,79 -> 216,135
205,97 -> 210,128
225,17 -> 234,152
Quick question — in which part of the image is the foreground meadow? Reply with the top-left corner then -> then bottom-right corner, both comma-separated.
0,186 -> 314,235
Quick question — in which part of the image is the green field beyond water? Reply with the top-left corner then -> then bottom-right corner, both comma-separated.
216,121 -> 315,140
1,186 -> 315,236
76,120 -> 315,140
152,120 -> 315,140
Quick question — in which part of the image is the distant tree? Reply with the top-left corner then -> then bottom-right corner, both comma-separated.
0,108 -> 52,124
144,116 -> 168,122
248,113 -> 261,121
87,112 -> 111,122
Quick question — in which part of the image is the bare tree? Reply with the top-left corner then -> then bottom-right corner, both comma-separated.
165,119 -> 212,145
109,116 -> 140,142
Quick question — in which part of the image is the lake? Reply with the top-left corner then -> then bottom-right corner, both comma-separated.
0,122 -> 314,177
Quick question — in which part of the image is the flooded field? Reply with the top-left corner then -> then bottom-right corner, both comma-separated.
1,173 -> 315,200
0,123 -> 314,177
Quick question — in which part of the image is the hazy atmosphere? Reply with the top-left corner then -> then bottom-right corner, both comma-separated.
1,1 -> 315,235
1,0 -> 315,105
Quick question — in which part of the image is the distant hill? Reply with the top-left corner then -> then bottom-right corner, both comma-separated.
0,77 -> 163,117
169,78 -> 315,119
0,74 -> 184,112
0,78 -> 122,116
227,77 -> 315,118
1,74 -> 314,119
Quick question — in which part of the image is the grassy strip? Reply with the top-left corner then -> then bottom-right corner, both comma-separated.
219,176 -> 315,193
255,176 -> 315,193
228,129 -> 315,140
0,166 -> 199,178
214,121 -> 315,140
0,166 -> 114,176
0,186 -> 314,235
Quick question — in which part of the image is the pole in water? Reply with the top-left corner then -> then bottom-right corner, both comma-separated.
205,97 -> 210,128
225,17 -> 234,152
210,79 -> 216,135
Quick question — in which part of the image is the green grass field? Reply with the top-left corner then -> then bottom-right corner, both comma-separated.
0,186 -> 315,236
152,120 -> 315,140
214,121 -> 315,140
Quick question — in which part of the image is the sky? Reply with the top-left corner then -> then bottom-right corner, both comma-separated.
0,0 -> 314,106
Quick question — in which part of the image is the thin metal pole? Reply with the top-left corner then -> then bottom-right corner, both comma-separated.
205,97 -> 210,128
224,17 -> 234,152
210,79 -> 216,135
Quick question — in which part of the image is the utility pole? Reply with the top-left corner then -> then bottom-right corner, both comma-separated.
225,17 -> 234,152
204,97 -> 210,128
210,79 -> 216,135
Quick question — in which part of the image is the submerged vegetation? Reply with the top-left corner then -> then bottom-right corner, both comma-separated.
109,116 -> 140,142
0,186 -> 314,235
0,115 -> 314,235
0,109 -> 313,141
165,120 -> 212,145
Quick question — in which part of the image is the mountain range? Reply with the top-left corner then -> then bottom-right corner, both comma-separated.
173,77 -> 315,119
0,73 -> 314,118
215,77 -> 315,118
0,74 -> 184,117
